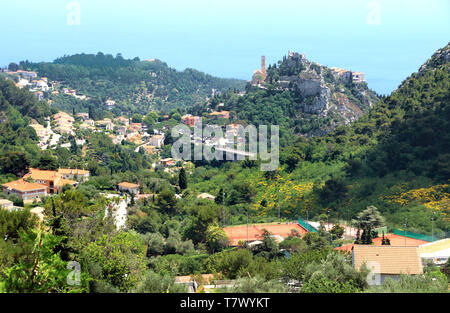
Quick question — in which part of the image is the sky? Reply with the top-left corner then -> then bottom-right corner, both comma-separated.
1,0 -> 449,95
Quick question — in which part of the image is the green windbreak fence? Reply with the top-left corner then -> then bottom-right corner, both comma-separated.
298,218 -> 317,232
374,226 -> 388,236
394,229 -> 433,242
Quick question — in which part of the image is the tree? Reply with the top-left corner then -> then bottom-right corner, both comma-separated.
155,189 -> 177,215
215,188 -> 224,205
302,253 -> 369,292
285,153 -> 301,172
82,232 -> 147,292
0,151 -> 29,176
178,168 -> 187,190
252,229 -> 280,260
353,206 -> 385,245
330,224 -> 345,240
205,224 -> 229,253
0,231 -> 88,293
35,153 -> 58,170
381,232 -> 391,245
8,63 -> 19,72
132,271 -> 187,293
131,113 -> 143,123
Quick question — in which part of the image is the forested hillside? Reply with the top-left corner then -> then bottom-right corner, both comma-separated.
185,43 -> 450,236
22,53 -> 245,114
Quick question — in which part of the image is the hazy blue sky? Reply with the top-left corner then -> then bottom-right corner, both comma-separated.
1,0 -> 449,94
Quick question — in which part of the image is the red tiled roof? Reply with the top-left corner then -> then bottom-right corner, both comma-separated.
335,234 -> 429,253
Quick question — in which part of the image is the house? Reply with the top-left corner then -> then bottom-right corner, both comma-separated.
2,180 -> 48,202
95,118 -> 114,131
352,72 -> 365,83
36,80 -> 49,92
148,134 -> 165,148
116,126 -> 127,136
30,206 -> 45,222
58,168 -> 90,182
181,114 -> 201,127
197,192 -> 216,201
0,199 -> 14,210
23,168 -> 78,194
129,123 -> 142,133
54,111 -> 74,123
33,91 -> 44,101
105,99 -> 116,109
352,245 -> 423,285
142,144 -> 157,155
29,123 -> 49,139
223,222 -> 309,246
118,182 -> 140,195
160,158 -> 176,167
209,111 -> 230,119
76,113 -> 89,120
419,239 -> 450,265
114,116 -> 130,126
127,133 -> 142,145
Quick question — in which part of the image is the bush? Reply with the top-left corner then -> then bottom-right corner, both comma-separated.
221,276 -> 288,293
132,271 -> 187,293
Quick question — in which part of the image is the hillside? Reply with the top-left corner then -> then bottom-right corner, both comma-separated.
21,53 -> 246,114
186,43 -> 449,236
201,52 -> 380,138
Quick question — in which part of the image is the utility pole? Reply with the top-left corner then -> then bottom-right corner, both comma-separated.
404,218 -> 408,246
327,209 -> 331,242
431,213 -> 434,242
222,189 -> 225,227
278,186 -> 280,224
246,209 -> 249,243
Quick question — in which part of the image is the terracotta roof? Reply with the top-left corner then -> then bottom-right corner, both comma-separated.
118,182 -> 140,189
372,234 -> 428,246
352,245 -> 423,275
58,168 -> 90,175
335,234 -> 428,253
2,179 -> 47,192
24,168 -> 59,181
54,178 -> 77,187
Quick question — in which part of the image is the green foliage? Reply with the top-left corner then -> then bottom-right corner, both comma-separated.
0,231 -> 88,293
178,168 -> 187,190
132,271 -> 187,293
205,224 -> 230,253
82,231 -> 147,292
221,276 -> 288,293
302,253 -> 369,291
368,273 -> 448,293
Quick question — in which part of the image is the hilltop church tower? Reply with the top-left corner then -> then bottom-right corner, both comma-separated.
261,56 -> 266,79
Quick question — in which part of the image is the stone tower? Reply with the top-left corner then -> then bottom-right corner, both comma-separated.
261,56 -> 266,79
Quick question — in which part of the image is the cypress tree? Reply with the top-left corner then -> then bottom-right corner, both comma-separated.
179,168 -> 187,190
